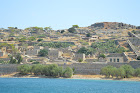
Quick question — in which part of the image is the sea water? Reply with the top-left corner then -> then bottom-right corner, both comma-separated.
0,78 -> 140,93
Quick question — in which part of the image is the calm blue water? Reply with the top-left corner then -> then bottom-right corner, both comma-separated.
0,78 -> 140,93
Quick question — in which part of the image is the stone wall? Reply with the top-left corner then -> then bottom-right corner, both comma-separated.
0,64 -> 20,74
129,61 -> 140,69
0,61 -> 140,75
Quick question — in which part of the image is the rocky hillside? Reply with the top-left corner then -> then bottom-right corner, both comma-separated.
89,22 -> 137,30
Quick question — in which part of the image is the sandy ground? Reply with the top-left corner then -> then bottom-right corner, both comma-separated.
0,73 -> 140,81
72,75 -> 140,81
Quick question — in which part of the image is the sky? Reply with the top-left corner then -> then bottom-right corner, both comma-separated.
0,0 -> 140,30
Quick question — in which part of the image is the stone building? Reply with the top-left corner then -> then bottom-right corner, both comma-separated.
25,46 -> 43,56
82,35 -> 99,42
25,48 -> 39,56
73,53 -> 86,62
48,49 -> 63,59
106,53 -> 128,63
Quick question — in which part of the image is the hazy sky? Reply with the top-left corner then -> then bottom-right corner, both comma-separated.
0,0 -> 140,30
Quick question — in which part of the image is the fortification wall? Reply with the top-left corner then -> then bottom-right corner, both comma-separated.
0,61 -> 140,75
129,61 -> 140,69
0,64 -> 20,74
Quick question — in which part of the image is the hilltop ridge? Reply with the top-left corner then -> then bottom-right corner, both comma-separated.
89,22 -> 137,30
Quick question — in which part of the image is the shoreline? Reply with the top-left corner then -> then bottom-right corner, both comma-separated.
0,73 -> 140,82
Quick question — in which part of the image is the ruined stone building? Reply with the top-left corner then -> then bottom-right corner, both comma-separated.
73,53 -> 86,61
48,49 -> 63,59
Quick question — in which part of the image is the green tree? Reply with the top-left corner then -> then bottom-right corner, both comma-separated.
9,56 -> 17,64
63,67 -> 73,78
17,65 -> 31,75
115,67 -> 125,78
110,67 -> 117,78
100,65 -> 114,78
134,68 -> 140,77
120,65 -> 134,78
77,47 -> 88,54
31,64 -> 43,75
58,67 -> 64,77
77,47 -> 96,55
15,53 -> 23,64
38,49 -> 48,56
48,64 -> 59,77
72,25 -> 79,28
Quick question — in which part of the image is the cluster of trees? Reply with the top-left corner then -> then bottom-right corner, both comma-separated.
101,65 -> 140,78
17,64 -> 73,78
25,27 -> 52,32
38,42 -> 74,48
91,40 -> 126,53
9,53 -> 23,64
77,40 -> 127,56
77,47 -> 96,55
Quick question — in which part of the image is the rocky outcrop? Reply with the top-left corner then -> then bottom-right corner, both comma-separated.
89,22 -> 137,30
